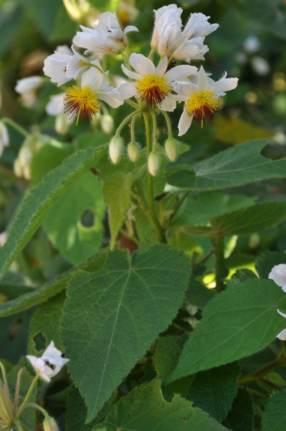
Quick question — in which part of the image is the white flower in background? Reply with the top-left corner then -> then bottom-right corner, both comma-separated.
0,122 -> 9,156
26,341 -> 69,383
73,12 -> 138,58
268,264 -> 286,292
121,53 -> 197,110
251,56 -> 270,76
151,5 -> 218,62
15,76 -> 44,108
43,45 -> 100,86
117,0 -> 139,26
64,68 -> 123,121
243,35 -> 261,54
276,309 -> 286,341
177,66 -> 238,136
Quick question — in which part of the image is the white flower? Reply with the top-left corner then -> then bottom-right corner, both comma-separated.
151,5 -> 218,62
277,309 -> 286,341
64,68 -> 123,121
26,341 -> 69,383
43,45 -> 100,86
177,66 -> 238,136
268,264 -> 286,292
120,53 -> 197,111
0,122 -> 9,156
251,56 -> 270,76
73,12 -> 138,58
243,35 -> 260,54
15,76 -> 44,108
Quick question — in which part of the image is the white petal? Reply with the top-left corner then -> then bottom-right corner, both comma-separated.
46,93 -> 65,116
118,82 -> 137,100
121,64 -> 140,80
214,73 -> 239,96
269,264 -> 286,292
166,65 -> 197,82
197,66 -> 210,90
156,56 -> 168,75
159,94 -> 177,112
129,53 -> 155,75
80,68 -> 104,90
277,329 -> 286,341
15,76 -> 43,94
278,309 -> 286,319
99,90 -> 123,108
178,109 -> 193,136
124,25 -> 139,34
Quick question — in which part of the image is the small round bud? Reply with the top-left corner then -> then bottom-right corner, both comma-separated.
43,416 -> 59,431
55,113 -> 70,135
0,121 -> 9,156
164,138 -> 177,162
109,136 -> 124,164
148,151 -> 161,177
101,114 -> 114,134
127,142 -> 140,163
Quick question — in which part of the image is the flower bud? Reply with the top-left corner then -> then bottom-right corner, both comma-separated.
109,136 -> 124,164
164,138 -> 177,162
127,142 -> 140,163
101,114 -> 114,134
0,122 -> 9,156
148,151 -> 161,176
55,114 -> 70,135
43,415 -> 60,431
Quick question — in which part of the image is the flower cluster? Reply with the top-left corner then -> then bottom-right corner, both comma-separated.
40,4 -> 238,174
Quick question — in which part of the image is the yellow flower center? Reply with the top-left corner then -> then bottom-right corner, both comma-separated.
65,86 -> 100,121
186,90 -> 221,123
136,74 -> 171,105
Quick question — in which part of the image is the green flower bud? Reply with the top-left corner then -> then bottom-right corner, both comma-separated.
127,142 -> 140,163
148,151 -> 161,176
164,137 -> 177,162
109,136 -> 124,164
55,113 -> 70,135
43,415 -> 60,431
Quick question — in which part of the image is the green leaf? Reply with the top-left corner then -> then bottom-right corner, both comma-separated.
256,252 -> 286,279
262,390 -> 286,431
66,388 -> 92,431
28,294 -> 65,354
43,172 -> 105,264
154,335 -> 186,380
169,280 -> 286,381
62,245 -> 190,422
0,269 -> 72,318
210,201 -> 286,236
225,390 -> 254,431
188,364 -> 239,421
167,141 -> 286,191
103,171 -> 133,248
94,380 -> 228,431
0,146 -> 97,276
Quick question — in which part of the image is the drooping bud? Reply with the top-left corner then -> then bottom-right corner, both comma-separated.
164,137 -> 178,162
43,415 -> 60,431
109,136 -> 124,164
55,114 -> 70,135
148,151 -> 161,176
101,114 -> 114,134
0,122 -> 9,157
127,142 -> 140,163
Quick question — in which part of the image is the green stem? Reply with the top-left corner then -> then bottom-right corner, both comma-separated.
16,375 -> 39,419
239,357 -> 286,385
114,110 -> 140,137
22,402 -> 48,418
130,113 -> 139,144
14,368 -> 24,411
212,234 -> 227,291
2,118 -> 28,138
143,113 -> 166,243
151,111 -> 158,146
162,111 -> 173,138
